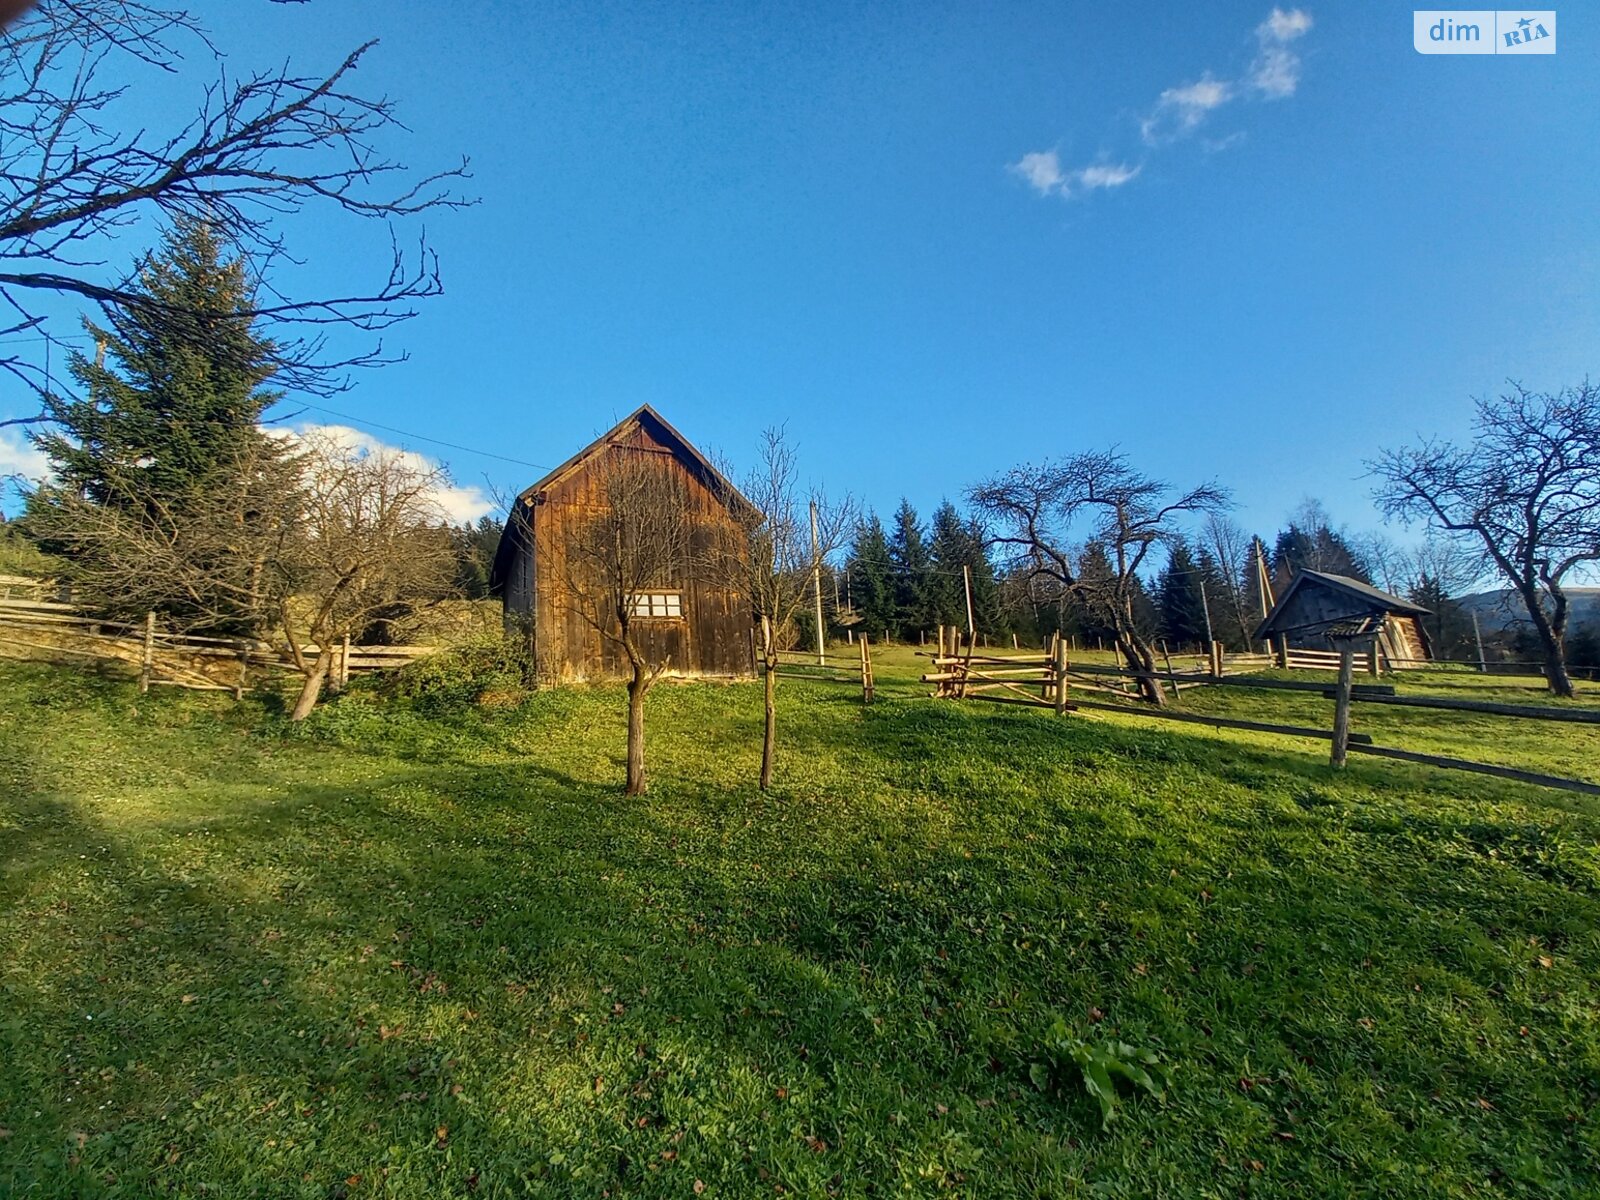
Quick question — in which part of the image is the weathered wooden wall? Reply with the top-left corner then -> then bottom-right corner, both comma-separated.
525,423 -> 753,682
1275,583 -> 1431,662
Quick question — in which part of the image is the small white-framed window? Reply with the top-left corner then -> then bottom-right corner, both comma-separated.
628,591 -> 683,619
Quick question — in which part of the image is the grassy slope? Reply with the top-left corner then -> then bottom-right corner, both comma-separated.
2,657 -> 1599,1198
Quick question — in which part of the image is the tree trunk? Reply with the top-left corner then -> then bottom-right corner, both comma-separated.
625,667 -> 648,795
1119,632 -> 1167,706
1517,583 -> 1575,698
289,646 -> 333,721
760,652 -> 778,791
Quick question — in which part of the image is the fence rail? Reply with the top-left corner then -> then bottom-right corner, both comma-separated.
928,636 -> 1600,797
0,597 -> 435,694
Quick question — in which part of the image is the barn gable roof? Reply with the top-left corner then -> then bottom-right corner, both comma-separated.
515,404 -> 751,512
490,405 -> 752,593
1252,569 -> 1429,641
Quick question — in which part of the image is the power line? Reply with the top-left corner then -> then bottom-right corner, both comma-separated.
285,402 -> 555,473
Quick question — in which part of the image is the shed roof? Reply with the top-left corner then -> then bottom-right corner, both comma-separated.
514,404 -> 750,511
490,405 -> 753,592
1252,569 -> 1430,642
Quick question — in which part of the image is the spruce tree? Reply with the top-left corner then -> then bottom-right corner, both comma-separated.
33,218 -> 283,509
847,515 -> 895,639
889,499 -> 932,640
1157,541 -> 1208,648
927,500 -> 968,629
26,219 -> 290,630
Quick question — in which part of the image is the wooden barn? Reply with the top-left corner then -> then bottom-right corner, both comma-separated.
1253,569 -> 1433,667
491,406 -> 756,683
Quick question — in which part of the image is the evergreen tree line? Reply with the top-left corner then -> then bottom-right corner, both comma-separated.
836,492 -> 1551,661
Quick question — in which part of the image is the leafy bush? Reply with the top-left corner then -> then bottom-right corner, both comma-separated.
0,525 -> 65,578
1028,1018 -> 1169,1128
375,632 -> 533,713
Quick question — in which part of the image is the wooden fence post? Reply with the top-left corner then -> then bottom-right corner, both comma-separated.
860,636 -> 874,704
1330,644 -> 1356,769
1210,640 -> 1224,679
1053,636 -> 1069,716
1276,637 -> 1289,669
340,635 -> 352,691
1367,642 -> 1380,677
138,611 -> 155,694
235,640 -> 249,701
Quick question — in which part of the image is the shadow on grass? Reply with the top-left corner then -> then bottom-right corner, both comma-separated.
3,665 -> 1600,1196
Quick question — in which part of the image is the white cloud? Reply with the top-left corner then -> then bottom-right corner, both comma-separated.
1250,8 -> 1314,98
1011,7 -> 1313,201
1141,74 -> 1235,144
1075,162 -> 1142,191
0,429 -> 49,484
273,423 -> 496,524
1012,150 -> 1069,196
1010,152 -> 1141,199
1260,7 -> 1314,42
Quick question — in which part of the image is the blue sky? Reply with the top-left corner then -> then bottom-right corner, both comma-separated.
2,1 -> 1596,545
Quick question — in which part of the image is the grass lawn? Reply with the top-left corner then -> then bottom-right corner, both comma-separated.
2,653 -> 1599,1198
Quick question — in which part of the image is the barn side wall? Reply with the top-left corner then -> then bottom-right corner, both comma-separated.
530,425 -> 753,683
1274,585 -> 1385,649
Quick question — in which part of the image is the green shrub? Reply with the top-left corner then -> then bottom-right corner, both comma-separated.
375,631 -> 533,713
0,525 -> 65,579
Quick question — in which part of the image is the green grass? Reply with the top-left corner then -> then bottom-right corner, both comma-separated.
2,655 -> 1599,1198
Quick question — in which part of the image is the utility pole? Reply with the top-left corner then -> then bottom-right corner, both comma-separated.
811,500 -> 825,665
1471,610 -> 1486,673
1198,576 -> 1214,647
962,564 -> 975,637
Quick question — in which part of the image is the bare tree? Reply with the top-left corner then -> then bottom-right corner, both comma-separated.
1371,381 -> 1600,697
709,428 -> 853,790
971,451 -> 1228,705
21,435 -> 297,629
1355,531 -> 1409,596
560,447 -> 696,795
1199,512 -> 1257,649
271,429 -> 456,720
0,0 -> 470,422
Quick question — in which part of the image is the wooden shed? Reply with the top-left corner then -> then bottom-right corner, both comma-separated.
1252,569 -> 1433,667
491,406 -> 756,683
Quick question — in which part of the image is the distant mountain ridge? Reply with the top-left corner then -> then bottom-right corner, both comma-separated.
1454,587 -> 1600,632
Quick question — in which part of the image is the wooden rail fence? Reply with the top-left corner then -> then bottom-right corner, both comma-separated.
763,636 -> 876,704
921,630 -> 1600,797
0,596 -> 435,695
920,629 -> 1073,714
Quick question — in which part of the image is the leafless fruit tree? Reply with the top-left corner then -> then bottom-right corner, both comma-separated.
0,0 -> 471,424
21,436 -> 298,629
709,427 -> 853,790
561,447 -> 696,795
1371,381 -> 1600,697
272,429 -> 455,720
971,450 -> 1228,705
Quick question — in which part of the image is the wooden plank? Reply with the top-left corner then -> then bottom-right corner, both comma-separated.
0,597 -> 79,613
1348,744 -> 1600,797
1071,697 -> 1372,744
964,692 -> 1072,711
1347,692 -> 1600,724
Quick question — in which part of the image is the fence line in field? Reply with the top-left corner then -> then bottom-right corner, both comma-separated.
762,636 -> 876,704
0,596 -> 435,695
921,633 -> 1600,797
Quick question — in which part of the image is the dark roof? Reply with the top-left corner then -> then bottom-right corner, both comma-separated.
490,405 -> 753,592
1252,568 -> 1430,642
